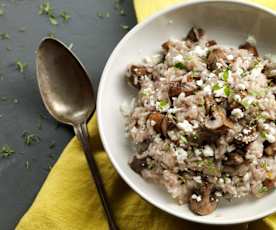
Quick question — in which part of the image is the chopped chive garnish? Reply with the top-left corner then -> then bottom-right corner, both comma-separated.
224,85 -> 232,96
60,10 -> 71,22
174,62 -> 186,70
223,69 -> 229,81
16,60 -> 28,73
212,83 -> 221,91
120,24 -> 129,30
1,145 -> 15,158
22,132 -> 40,145
49,15 -> 58,25
0,33 -> 10,40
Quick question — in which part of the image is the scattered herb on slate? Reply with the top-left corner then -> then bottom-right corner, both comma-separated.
22,132 -> 41,145
97,11 -> 110,19
49,15 -> 58,25
60,10 -> 71,22
16,60 -> 28,73
47,32 -> 55,38
39,1 -> 53,16
37,114 -> 47,130
18,27 -> 26,32
0,33 -> 10,40
0,145 -> 15,158
25,160 -> 30,169
49,141 -> 56,149
0,4 -> 5,16
120,24 -> 129,31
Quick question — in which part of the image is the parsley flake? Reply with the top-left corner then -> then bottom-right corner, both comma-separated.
16,60 -> 28,73
60,10 -> 71,22
120,24 -> 129,31
174,62 -> 186,70
0,33 -> 10,40
212,83 -> 221,91
22,132 -> 40,145
1,145 -> 15,158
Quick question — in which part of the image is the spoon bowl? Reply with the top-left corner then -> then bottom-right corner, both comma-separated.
36,38 -> 95,126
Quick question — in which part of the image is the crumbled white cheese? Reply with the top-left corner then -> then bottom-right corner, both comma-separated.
172,54 -> 184,64
216,62 -> 223,69
144,54 -> 162,65
177,120 -> 193,133
242,96 -> 255,107
231,108 -> 244,119
191,194 -> 202,202
214,87 -> 227,98
225,178 -> 231,184
203,85 -> 212,95
196,80 -> 203,87
215,191 -> 222,197
218,178 -> 224,184
175,148 -> 188,162
168,130 -> 178,141
233,94 -> 242,102
227,145 -> 236,153
227,54 -> 234,60
150,120 -> 156,126
237,83 -> 246,90
243,172 -> 251,182
267,134 -> 276,143
193,46 -> 208,57
203,145 -> 214,157
194,149 -> 202,156
193,176 -> 202,184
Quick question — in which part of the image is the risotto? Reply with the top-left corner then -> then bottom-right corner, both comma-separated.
121,27 -> 276,215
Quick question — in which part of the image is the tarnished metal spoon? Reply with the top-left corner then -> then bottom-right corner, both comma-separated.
36,38 -> 118,230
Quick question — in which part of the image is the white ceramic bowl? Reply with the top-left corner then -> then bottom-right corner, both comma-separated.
97,0 -> 276,224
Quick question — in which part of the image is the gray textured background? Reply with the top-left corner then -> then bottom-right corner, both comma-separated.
0,0 -> 136,229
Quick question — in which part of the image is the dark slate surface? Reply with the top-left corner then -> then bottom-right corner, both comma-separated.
0,0 -> 136,229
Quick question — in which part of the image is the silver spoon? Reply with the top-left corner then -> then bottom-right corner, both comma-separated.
36,38 -> 118,230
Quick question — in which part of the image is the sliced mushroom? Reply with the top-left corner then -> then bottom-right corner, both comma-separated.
206,40 -> 217,47
264,63 -> 276,78
224,153 -> 244,166
239,42 -> 258,57
205,107 -> 226,130
189,184 -> 218,215
162,40 -> 174,51
168,81 -> 183,97
161,116 -> 175,137
264,142 -> 276,156
148,112 -> 164,133
207,48 -> 226,71
129,156 -> 148,174
263,179 -> 275,190
204,96 -> 216,114
185,27 -> 204,43
128,65 -> 149,88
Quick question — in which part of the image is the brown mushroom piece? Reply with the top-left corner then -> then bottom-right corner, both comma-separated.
148,112 -> 164,133
207,48 -> 226,71
168,81 -> 183,97
185,27 -> 204,43
162,40 -> 174,51
128,65 -> 149,89
263,179 -> 275,190
264,142 -> 276,156
205,107 -> 226,130
264,62 -> 276,78
129,156 -> 148,174
239,42 -> 259,57
189,184 -> 218,215
224,153 -> 244,166
161,116 -> 175,137
206,40 -> 217,47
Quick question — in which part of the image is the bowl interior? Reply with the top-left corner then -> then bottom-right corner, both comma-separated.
97,0 -> 276,224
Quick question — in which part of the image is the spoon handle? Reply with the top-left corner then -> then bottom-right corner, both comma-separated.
74,122 -> 119,230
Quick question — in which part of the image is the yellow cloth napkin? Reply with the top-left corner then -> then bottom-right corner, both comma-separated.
17,1 -> 276,230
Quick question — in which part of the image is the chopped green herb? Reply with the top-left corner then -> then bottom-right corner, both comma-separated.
49,15 -> 58,25
258,185 -> 268,193
49,141 -> 56,149
1,96 -> 7,101
60,10 -> 71,22
120,24 -> 129,30
16,60 -> 28,73
0,145 -> 15,158
223,69 -> 229,81
180,136 -> 188,144
119,9 -> 126,16
47,32 -> 55,38
0,33 -> 10,40
18,27 -> 26,32
260,131 -> 267,139
212,83 -> 221,91
158,99 -> 169,110
0,4 -> 5,16
13,98 -> 19,104
224,85 -> 232,96
22,132 -> 40,145
25,160 -> 31,169
174,62 -> 186,70
260,161 -> 268,169
97,11 -> 110,19
37,114 -> 47,130
39,1 -> 53,16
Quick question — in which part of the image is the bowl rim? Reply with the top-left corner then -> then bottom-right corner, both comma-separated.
97,0 -> 276,225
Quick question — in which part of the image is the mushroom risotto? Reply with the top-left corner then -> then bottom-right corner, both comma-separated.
121,27 -> 276,215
